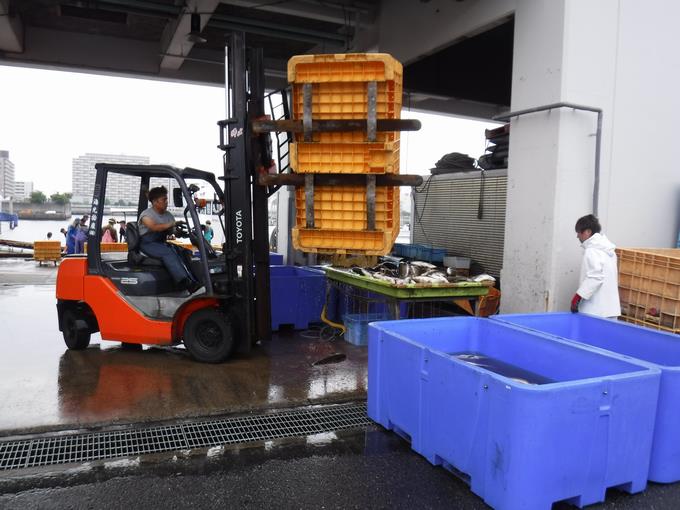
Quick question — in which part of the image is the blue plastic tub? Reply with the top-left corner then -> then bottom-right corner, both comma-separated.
344,313 -> 390,346
368,317 -> 660,510
491,312 -> 680,483
392,243 -> 407,257
430,248 -> 446,263
269,265 -> 325,330
415,244 -> 431,261
403,244 -> 418,259
269,252 -> 284,265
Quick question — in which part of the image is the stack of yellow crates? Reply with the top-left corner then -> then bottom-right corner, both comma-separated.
33,241 -> 62,265
288,53 -> 403,255
617,247 -> 680,333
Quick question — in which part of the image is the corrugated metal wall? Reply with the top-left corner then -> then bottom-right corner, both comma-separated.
412,169 -> 507,278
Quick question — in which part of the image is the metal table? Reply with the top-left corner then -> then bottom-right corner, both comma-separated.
324,267 -> 492,320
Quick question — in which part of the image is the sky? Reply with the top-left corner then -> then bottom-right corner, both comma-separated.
0,64 -> 498,196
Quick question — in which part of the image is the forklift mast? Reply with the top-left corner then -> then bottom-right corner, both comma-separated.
218,32 -> 272,346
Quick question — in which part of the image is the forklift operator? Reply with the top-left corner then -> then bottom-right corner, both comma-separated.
138,186 -> 201,293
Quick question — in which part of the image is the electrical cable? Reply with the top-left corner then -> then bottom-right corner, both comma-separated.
321,303 -> 346,335
412,174 -> 435,246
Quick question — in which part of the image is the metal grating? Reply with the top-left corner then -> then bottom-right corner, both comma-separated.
0,403 -> 370,471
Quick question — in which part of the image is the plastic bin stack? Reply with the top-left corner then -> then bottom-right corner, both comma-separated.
288,53 -> 403,255
392,243 -> 446,264
368,316 -> 661,510
616,248 -> 680,333
269,266 -> 325,330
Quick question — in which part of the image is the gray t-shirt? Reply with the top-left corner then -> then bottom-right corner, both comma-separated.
138,207 -> 175,237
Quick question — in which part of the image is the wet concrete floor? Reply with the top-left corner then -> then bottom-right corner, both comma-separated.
4,261 -> 680,509
0,261 -> 366,435
3,426 -> 680,510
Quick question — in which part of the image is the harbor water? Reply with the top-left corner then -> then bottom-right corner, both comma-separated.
0,214 -> 228,247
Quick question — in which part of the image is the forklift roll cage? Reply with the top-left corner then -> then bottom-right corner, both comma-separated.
88,163 -> 227,300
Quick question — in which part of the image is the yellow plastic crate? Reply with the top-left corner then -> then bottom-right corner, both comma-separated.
289,53 -> 403,144
292,186 -> 399,255
290,141 -> 399,174
288,53 -> 402,83
33,241 -> 62,263
84,242 -> 128,253
293,228 -> 396,255
617,248 -> 680,333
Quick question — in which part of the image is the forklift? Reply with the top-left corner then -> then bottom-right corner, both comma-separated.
56,33 -> 421,363
56,33 -> 274,363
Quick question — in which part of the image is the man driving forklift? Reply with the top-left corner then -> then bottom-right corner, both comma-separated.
138,185 -> 201,294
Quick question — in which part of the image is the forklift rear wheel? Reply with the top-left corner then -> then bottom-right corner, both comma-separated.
183,308 -> 234,363
62,309 -> 91,350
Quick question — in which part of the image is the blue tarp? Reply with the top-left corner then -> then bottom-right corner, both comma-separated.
0,212 -> 19,229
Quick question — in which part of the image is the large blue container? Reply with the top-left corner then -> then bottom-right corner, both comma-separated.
269,266 -> 325,330
492,312 -> 680,483
269,252 -> 284,265
368,317 -> 660,510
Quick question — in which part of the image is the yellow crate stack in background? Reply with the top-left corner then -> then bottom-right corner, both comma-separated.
84,242 -> 128,253
617,247 -> 680,333
33,241 -> 62,265
288,53 -> 403,256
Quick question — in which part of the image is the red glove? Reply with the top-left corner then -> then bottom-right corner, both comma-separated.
570,293 -> 582,313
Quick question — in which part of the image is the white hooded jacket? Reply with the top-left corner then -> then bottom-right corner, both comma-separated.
577,232 -> 621,317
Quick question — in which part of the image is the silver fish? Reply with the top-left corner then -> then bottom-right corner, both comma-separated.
373,273 -> 397,284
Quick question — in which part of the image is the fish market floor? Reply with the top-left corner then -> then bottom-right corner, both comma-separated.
0,268 -> 366,435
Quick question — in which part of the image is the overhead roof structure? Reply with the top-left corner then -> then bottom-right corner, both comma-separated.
0,0 -> 513,119
0,0 -> 374,89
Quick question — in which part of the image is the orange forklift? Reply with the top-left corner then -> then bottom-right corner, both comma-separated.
56,33 -> 274,363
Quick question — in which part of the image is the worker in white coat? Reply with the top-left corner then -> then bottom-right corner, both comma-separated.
571,214 -> 621,318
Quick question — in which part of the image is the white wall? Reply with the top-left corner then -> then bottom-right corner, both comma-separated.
502,0 -> 680,313
606,0 -> 680,248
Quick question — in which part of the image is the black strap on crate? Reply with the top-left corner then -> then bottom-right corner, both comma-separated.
367,81 -> 377,142
303,83 -> 313,142
366,175 -> 376,231
305,173 -> 315,228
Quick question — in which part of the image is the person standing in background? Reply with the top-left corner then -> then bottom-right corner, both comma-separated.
65,219 -> 78,255
571,214 -> 621,318
204,220 -> 214,243
119,220 -> 127,243
101,218 -> 118,243
74,216 -> 88,254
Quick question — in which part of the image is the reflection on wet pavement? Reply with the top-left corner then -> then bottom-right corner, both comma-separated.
0,283 -> 367,435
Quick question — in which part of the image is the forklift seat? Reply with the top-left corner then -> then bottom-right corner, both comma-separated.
125,222 -> 163,267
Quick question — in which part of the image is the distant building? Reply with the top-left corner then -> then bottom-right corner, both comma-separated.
71,153 -> 178,208
0,150 -> 15,200
72,153 -> 149,204
13,181 -> 34,201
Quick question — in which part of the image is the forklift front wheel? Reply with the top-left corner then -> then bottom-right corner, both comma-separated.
183,308 -> 234,363
62,309 -> 91,350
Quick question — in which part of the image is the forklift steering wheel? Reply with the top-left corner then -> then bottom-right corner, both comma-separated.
174,220 -> 190,238
176,221 -> 217,258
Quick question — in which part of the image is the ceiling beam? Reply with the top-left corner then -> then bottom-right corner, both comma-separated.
220,0 -> 376,27
160,0 -> 220,71
0,0 -> 24,53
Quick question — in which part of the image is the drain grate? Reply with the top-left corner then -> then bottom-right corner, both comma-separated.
0,402 -> 371,471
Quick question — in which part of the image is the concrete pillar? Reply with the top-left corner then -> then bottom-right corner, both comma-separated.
501,0 -> 619,312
